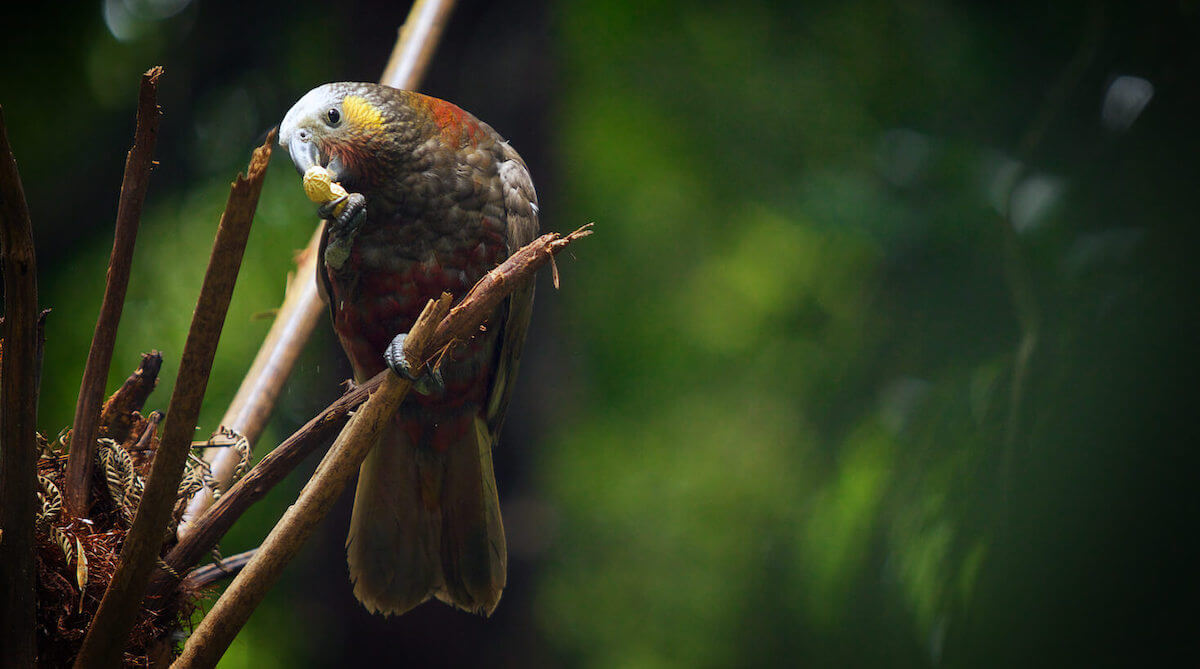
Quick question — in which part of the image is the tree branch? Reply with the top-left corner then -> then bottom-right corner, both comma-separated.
0,103 -> 41,669
182,549 -> 259,590
432,226 -> 594,349
74,132 -> 274,669
178,0 -> 462,540
149,225 -> 592,607
381,0 -> 459,91
64,66 -> 163,517
172,225 -> 591,667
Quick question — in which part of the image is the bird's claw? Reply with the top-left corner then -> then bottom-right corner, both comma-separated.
384,332 -> 445,397
322,192 -> 367,270
319,192 -> 366,232
315,195 -> 345,221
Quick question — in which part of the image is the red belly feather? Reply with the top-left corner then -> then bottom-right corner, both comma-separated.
326,221 -> 508,415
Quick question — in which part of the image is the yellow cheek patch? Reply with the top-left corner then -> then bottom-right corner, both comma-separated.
341,95 -> 385,132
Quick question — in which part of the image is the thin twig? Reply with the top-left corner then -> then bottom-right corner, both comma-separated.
432,226 -> 594,349
179,0 -> 461,538
0,104 -> 41,669
74,132 -> 275,669
64,66 -> 163,518
182,549 -> 260,590
131,411 -> 163,452
174,226 -> 591,667
34,309 -> 49,411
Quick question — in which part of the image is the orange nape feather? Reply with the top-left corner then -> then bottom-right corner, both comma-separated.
417,95 -> 484,146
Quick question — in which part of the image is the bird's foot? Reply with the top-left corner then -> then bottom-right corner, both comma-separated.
322,192 -> 366,270
384,332 -> 445,397
318,191 -> 365,228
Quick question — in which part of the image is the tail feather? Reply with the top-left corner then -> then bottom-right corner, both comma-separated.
347,425 -> 439,614
435,416 -> 507,614
346,412 -> 506,616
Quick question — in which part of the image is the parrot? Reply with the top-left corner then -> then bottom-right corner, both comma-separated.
279,82 -> 538,616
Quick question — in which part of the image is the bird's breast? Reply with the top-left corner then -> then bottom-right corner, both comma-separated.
325,207 -> 509,400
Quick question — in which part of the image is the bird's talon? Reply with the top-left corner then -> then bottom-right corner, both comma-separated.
384,333 -> 414,379
316,195 -> 348,221
323,193 -> 367,270
323,192 -> 367,232
384,333 -> 445,397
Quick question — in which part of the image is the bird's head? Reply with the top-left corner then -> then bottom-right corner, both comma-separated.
280,82 -> 419,192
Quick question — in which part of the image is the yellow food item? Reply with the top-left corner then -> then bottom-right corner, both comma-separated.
302,165 -> 349,217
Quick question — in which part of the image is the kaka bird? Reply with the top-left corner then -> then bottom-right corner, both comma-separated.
279,82 -> 538,616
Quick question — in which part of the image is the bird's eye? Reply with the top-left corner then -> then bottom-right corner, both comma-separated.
326,108 -> 341,125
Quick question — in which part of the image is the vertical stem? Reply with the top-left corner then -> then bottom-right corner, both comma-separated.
64,66 -> 163,518
73,134 -> 274,669
381,0 -> 459,91
0,104 -> 41,668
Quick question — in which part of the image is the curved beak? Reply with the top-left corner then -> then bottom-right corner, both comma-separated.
287,132 -> 322,175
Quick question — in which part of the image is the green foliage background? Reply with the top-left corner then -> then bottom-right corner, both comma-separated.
3,0 -> 1198,666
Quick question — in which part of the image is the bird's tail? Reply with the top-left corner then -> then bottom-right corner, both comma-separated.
346,411 -> 506,616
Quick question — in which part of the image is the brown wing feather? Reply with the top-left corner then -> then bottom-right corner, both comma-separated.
484,143 -> 540,438
315,219 -> 336,323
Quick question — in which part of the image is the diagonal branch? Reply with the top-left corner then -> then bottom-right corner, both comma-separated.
179,0 -> 461,540
0,104 -> 41,669
173,225 -> 592,667
182,548 -> 259,590
74,132 -> 275,669
64,66 -> 163,518
431,226 -> 594,349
